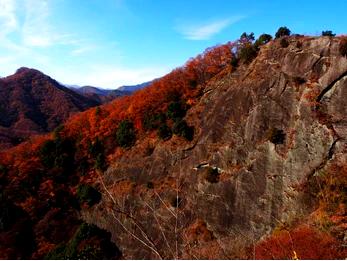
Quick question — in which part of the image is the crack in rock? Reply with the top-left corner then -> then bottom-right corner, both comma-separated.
316,70 -> 347,103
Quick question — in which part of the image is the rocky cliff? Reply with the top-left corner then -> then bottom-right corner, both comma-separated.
1,36 -> 346,260
83,36 -> 347,259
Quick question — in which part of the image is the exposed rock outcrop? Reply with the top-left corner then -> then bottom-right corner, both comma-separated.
83,37 -> 347,259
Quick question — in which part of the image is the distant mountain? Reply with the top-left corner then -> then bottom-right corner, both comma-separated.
0,67 -> 99,149
68,80 -> 155,104
117,80 -> 153,92
69,85 -> 130,104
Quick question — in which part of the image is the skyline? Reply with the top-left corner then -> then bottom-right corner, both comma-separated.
0,0 -> 346,88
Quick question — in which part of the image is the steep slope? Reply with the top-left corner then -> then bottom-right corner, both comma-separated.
1,37 -> 347,259
0,68 -> 99,149
0,42 -> 235,259
83,36 -> 347,259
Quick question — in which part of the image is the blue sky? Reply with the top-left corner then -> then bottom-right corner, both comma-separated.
0,0 -> 346,88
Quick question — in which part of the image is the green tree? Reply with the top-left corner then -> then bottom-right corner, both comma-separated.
236,32 -> 258,64
143,112 -> 166,130
172,119 -> 194,141
76,184 -> 101,207
322,30 -> 335,37
88,138 -> 104,158
240,32 -> 255,43
254,33 -> 273,48
167,101 -> 187,120
116,120 -> 136,148
238,44 -> 258,64
46,222 -> 121,259
275,26 -> 291,38
39,137 -> 75,174
94,153 -> 107,171
40,140 -> 56,168
158,123 -> 172,140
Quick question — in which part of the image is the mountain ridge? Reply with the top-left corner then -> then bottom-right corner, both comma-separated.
0,67 -> 100,149
69,85 -> 130,104
0,68 -> 152,149
1,35 -> 347,259
117,80 -> 153,92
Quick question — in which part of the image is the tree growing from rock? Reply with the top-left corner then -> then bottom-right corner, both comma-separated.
275,26 -> 291,38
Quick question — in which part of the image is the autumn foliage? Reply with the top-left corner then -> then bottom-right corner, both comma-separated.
0,68 -> 99,149
2,33 -> 347,259
0,42 -> 237,259
254,225 -> 346,259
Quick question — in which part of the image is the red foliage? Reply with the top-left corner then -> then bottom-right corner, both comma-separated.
254,225 -> 345,259
0,42 -> 237,258
0,68 -> 99,149
61,42 -> 236,158
185,219 -> 215,243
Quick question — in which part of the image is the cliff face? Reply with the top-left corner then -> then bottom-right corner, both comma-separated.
84,37 -> 347,258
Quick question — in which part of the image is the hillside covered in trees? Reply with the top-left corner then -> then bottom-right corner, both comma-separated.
0,68 -> 100,149
1,28 -> 347,259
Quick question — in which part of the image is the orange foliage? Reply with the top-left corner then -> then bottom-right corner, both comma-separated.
303,88 -> 320,106
0,42 -> 236,171
109,180 -> 135,197
0,134 -> 50,172
254,225 -> 345,259
19,196 -> 38,218
185,219 -> 215,243
32,241 -> 56,260
60,42 -> 236,158
0,42 -> 237,259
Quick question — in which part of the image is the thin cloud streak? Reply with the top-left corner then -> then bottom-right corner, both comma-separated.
22,0 -> 51,47
70,46 -> 95,56
22,0 -> 79,48
0,0 -> 175,88
0,0 -> 17,36
176,16 -> 245,40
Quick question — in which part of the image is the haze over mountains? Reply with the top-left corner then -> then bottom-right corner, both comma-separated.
68,80 -> 152,103
68,86 -> 130,104
117,80 -> 153,92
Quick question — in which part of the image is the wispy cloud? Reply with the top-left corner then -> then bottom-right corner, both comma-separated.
0,0 -> 171,88
0,0 -> 18,36
0,0 -> 93,50
176,16 -> 245,40
0,0 -> 102,66
70,44 -> 97,56
21,0 -> 78,47
22,0 -> 51,47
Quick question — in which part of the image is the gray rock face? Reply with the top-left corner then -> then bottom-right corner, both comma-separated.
83,37 -> 347,259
